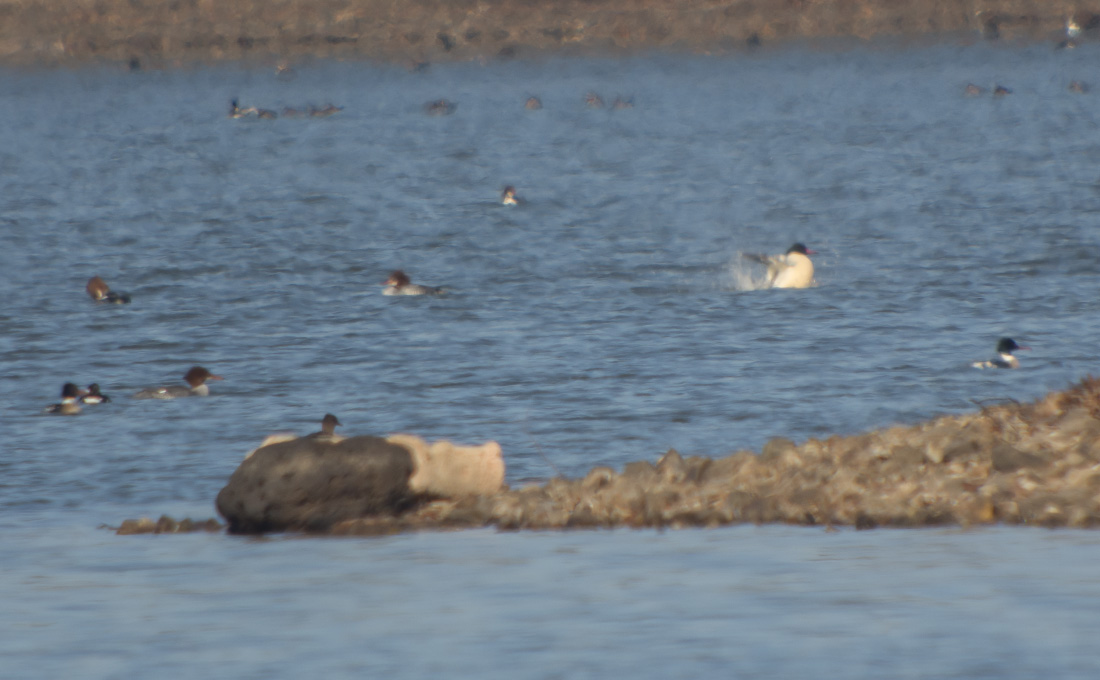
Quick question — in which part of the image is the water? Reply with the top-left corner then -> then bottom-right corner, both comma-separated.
3,42 -> 1100,677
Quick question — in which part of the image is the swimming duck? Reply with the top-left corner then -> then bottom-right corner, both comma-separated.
972,338 -> 1029,369
383,270 -> 445,296
612,96 -> 634,110
501,186 -> 519,206
86,276 -> 131,304
1069,80 -> 1088,93
744,243 -> 816,289
425,99 -> 457,116
585,92 -> 604,108
993,85 -> 1012,96
310,104 -> 343,117
133,366 -> 224,399
45,383 -> 84,415
80,383 -> 110,404
964,83 -> 984,96
525,96 -> 543,110
306,413 -> 343,441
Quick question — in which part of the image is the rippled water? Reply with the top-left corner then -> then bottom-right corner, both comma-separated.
4,42 -> 1100,677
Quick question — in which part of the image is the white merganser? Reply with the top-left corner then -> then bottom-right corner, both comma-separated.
80,383 -> 110,404
501,186 -> 519,205
133,366 -> 224,399
383,270 -> 445,296
306,413 -> 344,442
45,383 -> 85,415
744,243 -> 816,289
972,338 -> 1029,369
86,276 -> 131,304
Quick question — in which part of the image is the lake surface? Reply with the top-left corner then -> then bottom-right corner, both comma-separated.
3,41 -> 1100,678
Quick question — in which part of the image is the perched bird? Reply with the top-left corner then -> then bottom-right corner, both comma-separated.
972,338 -> 1029,369
45,383 -> 84,415
744,243 -> 816,289
501,186 -> 519,206
86,276 -> 131,304
306,413 -> 343,441
383,270 -> 445,296
80,383 -> 110,404
133,366 -> 224,399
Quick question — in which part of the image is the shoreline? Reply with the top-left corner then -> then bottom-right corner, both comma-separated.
1,0 -> 1096,68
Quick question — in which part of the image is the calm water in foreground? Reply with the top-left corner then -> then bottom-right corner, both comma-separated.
2,41 -> 1100,678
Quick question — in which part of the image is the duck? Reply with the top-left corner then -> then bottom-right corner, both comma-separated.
86,276 -> 131,304
309,104 -> 343,117
964,83 -> 984,97
585,92 -> 604,108
525,96 -> 543,110
744,243 -> 816,289
1069,80 -> 1088,93
993,85 -> 1012,96
80,383 -> 110,404
972,338 -> 1029,369
306,413 -> 344,442
133,366 -> 224,399
45,383 -> 84,415
612,96 -> 634,110
501,186 -> 519,206
425,99 -> 457,116
383,270 -> 445,296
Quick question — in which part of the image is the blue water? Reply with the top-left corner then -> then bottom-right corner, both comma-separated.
3,42 -> 1100,678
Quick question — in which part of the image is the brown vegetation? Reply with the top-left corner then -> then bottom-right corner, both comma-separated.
3,0 -> 1099,67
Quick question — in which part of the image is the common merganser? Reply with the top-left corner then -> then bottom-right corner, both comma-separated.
229,99 -> 276,119
744,243 -> 816,289
612,96 -> 634,109
1069,80 -> 1088,93
86,276 -> 131,304
972,338 -> 1029,369
993,85 -> 1012,96
501,186 -> 519,205
426,99 -> 457,116
133,366 -> 224,399
525,97 -> 543,110
964,83 -> 984,96
80,383 -> 110,404
45,383 -> 84,415
310,104 -> 343,117
585,92 -> 604,108
306,413 -> 343,441
383,270 -> 445,296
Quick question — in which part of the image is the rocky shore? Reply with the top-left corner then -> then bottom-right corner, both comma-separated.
3,0 -> 1098,67
116,378 -> 1100,535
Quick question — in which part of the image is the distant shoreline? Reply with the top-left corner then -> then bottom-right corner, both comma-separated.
0,0 -> 1094,67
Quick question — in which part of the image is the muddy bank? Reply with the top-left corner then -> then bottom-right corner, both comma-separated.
116,378 -> 1100,535
3,0 -> 1099,67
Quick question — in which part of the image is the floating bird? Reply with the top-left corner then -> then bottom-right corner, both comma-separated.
45,383 -> 84,415
501,186 -> 519,206
743,243 -> 816,289
80,383 -> 110,404
973,338 -> 1029,369
86,276 -> 131,304
383,270 -> 445,296
133,366 -> 225,399
425,99 -> 457,116
525,96 -> 543,110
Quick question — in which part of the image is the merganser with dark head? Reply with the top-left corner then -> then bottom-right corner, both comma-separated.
744,243 -> 816,289
425,99 -> 457,116
972,338 -> 1029,369
86,276 -> 131,304
501,186 -> 519,206
45,383 -> 85,415
306,413 -> 343,441
80,383 -> 110,404
383,270 -> 445,296
133,366 -> 224,399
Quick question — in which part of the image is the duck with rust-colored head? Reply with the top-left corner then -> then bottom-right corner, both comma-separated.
383,270 -> 445,296
133,366 -> 224,399
86,276 -> 131,304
